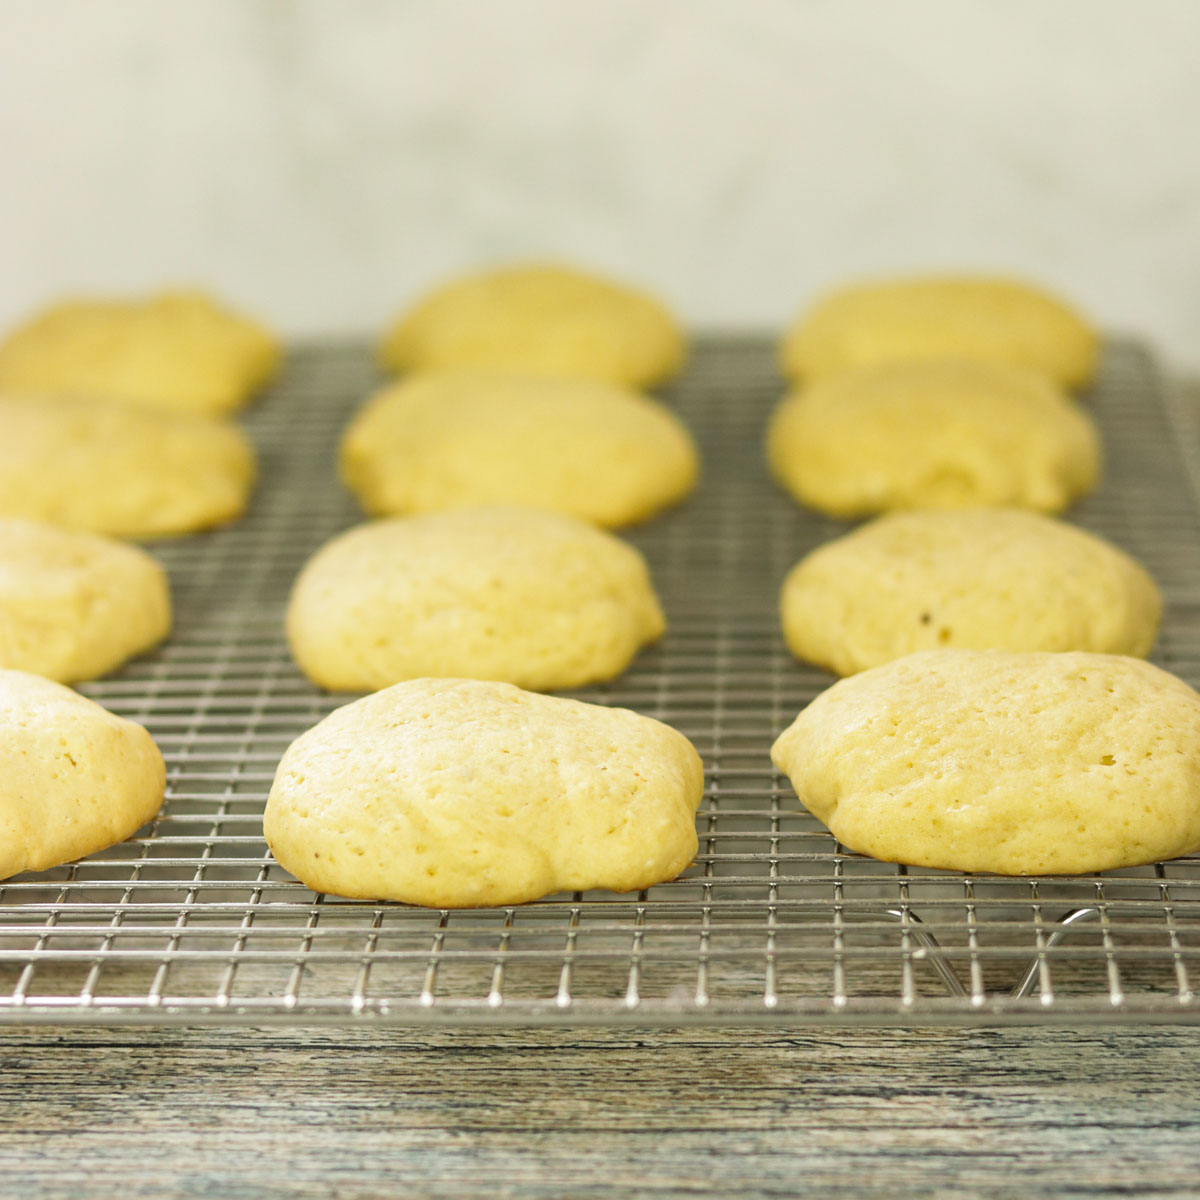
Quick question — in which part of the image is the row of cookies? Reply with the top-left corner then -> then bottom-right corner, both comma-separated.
0,264 -> 1102,543
292,273 -> 1113,700
9,634 -> 1200,906
335,266 -> 696,530
261,271 -> 1200,895
0,277 -> 700,893
11,634 -> 1200,905
0,261 -> 1106,415
279,266 -> 696,694
0,267 -> 697,694
271,264 -> 1200,903
0,294 -> 271,565
308,267 -> 702,684
0,266 -> 701,554
0,293 -> 266,543
0,659 -> 704,904
0,263 -> 684,414
1,265 -> 1108,542
0,271 -> 657,900
771,275 -> 1100,518
0,268 -> 700,894
280,272 -> 704,904
0,502 -> 694,898
768,276 -> 1151,670
0,297 -> 270,879
0,260 -> 1101,406
4,267 -> 1200,905
0,289 -> 684,897
0,516 -> 685,891
765,276 -> 1200,880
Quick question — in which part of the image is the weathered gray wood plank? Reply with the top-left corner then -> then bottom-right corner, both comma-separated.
1,1026 -> 1198,1198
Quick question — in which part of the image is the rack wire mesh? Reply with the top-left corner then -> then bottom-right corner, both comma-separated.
2,336 -> 1200,1026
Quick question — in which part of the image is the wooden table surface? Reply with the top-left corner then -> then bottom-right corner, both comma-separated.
2,1022 -> 1198,1198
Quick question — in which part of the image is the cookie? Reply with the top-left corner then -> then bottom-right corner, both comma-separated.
264,678 -> 704,907
0,669 -> 165,880
772,650 -> 1200,875
767,360 -> 1099,517
287,507 -> 664,692
0,518 -> 171,682
0,393 -> 256,537
378,262 -> 685,388
340,369 -> 698,527
782,509 -> 1160,676
780,275 -> 1098,388
0,290 -> 279,415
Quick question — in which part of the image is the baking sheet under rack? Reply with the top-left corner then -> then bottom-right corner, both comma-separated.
3,336 -> 1200,1027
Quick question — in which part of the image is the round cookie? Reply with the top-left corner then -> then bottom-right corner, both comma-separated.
0,518 -> 171,682
0,393 -> 256,537
766,360 -> 1099,517
378,262 -> 685,388
781,509 -> 1161,676
772,650 -> 1200,876
0,290 -> 279,415
340,369 -> 698,527
0,668 -> 165,880
780,275 -> 1098,388
287,507 -> 665,692
264,678 -> 704,907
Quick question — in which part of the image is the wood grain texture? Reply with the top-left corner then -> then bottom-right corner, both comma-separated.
1,1026 -> 1198,1199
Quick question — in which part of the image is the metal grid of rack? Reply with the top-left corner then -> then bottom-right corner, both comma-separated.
2,337 -> 1200,1026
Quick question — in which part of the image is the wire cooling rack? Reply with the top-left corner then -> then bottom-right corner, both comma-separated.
2,337 -> 1200,1026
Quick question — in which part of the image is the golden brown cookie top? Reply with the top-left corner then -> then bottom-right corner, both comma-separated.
773,650 -> 1200,875
0,393 -> 256,537
286,506 -> 664,692
781,275 -> 1098,388
780,509 -> 1160,675
265,678 -> 704,907
767,359 -> 1099,516
341,369 -> 698,527
0,668 -> 165,880
379,262 -> 684,388
0,290 -> 279,414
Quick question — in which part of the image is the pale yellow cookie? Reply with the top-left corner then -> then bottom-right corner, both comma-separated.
0,394 -> 256,537
0,290 -> 279,415
341,370 -> 698,527
379,262 -> 685,387
780,275 -> 1098,388
288,507 -> 664,692
0,668 -> 165,880
264,678 -> 704,907
772,650 -> 1200,875
767,360 -> 1099,517
0,518 -> 171,682
782,510 -> 1160,676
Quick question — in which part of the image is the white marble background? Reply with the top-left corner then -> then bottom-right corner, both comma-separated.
1,0 -> 1198,368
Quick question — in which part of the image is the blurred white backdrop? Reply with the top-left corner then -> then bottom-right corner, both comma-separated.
1,0 -> 1198,367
